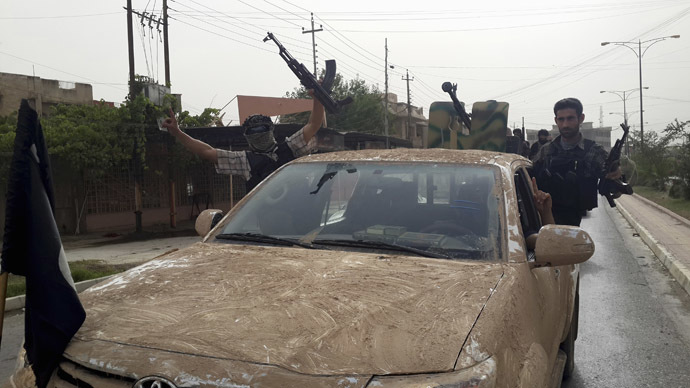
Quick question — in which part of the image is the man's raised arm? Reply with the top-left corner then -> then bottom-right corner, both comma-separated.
162,109 -> 218,164
301,90 -> 327,144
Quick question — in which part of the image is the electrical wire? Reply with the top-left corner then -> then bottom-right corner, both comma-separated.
171,0 -> 311,49
168,15 -> 275,54
0,50 -> 129,93
229,0 -> 302,28
0,12 -> 121,20
260,0 -> 308,22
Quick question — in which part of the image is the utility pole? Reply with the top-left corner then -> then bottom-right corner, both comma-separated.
127,0 -> 135,100
125,0 -> 144,232
402,69 -> 414,139
384,39 -> 390,149
163,0 -> 170,86
302,13 -> 323,75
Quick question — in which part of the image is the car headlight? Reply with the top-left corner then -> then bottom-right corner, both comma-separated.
367,356 -> 496,387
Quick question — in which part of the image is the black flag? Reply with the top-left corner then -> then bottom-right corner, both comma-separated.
1,100 -> 86,387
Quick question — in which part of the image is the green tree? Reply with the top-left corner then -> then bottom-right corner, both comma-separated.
629,129 -> 674,191
281,73 -> 395,134
663,119 -> 690,199
0,111 -> 19,184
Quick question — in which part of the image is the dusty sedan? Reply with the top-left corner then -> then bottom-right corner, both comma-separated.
40,149 -> 592,387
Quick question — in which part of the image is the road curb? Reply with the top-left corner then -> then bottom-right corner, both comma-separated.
3,275 -> 112,313
616,199 -> 690,297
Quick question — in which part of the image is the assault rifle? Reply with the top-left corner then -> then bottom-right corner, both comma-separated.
441,82 -> 472,132
598,122 -> 634,207
264,32 -> 352,114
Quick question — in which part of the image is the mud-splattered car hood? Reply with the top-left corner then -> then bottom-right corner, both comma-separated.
73,242 -> 503,376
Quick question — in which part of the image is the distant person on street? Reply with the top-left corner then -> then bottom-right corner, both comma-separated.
513,128 -> 530,158
532,97 -> 621,226
529,129 -> 551,161
162,91 -> 325,192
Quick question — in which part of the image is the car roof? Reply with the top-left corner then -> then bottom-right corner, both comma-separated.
295,148 -> 524,169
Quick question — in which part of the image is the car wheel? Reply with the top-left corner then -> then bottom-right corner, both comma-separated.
561,288 -> 579,379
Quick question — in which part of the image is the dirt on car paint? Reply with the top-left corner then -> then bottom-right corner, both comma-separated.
72,242 -> 504,378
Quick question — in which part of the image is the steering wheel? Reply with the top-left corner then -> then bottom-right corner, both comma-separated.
264,184 -> 289,205
420,221 -> 476,237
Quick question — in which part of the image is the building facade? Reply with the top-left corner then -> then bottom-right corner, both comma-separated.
385,93 -> 428,148
0,72 -> 94,117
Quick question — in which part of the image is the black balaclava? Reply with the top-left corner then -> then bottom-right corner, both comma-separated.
243,114 -> 277,153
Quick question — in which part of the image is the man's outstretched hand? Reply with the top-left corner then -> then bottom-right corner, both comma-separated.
161,108 -> 180,135
532,177 -> 554,225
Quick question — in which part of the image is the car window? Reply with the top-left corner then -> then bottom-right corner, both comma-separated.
514,167 -> 542,248
215,162 -> 503,261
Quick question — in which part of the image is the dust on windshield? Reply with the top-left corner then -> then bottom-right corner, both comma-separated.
216,162 -> 502,261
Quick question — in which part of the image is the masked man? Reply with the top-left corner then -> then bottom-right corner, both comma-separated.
162,92 -> 325,192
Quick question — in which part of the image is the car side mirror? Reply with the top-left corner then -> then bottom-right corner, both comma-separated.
531,224 -> 595,268
195,209 -> 224,237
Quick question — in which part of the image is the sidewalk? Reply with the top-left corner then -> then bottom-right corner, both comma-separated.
4,220 -> 203,312
615,193 -> 690,296
60,218 -> 198,250
60,219 -> 202,265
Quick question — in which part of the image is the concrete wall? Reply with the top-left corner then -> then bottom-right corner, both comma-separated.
0,72 -> 93,117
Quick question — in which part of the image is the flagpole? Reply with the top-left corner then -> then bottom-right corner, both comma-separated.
0,272 -> 8,347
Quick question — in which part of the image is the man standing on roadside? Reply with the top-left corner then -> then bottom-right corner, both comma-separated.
532,97 -> 620,226
162,91 -> 325,192
529,129 -> 551,161
513,128 -> 530,158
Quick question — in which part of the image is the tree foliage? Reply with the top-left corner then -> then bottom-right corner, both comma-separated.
0,91 -> 221,184
281,73 -> 395,134
663,119 -> 690,199
629,129 -> 674,190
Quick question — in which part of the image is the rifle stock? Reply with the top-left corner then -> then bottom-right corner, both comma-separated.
599,122 -> 634,207
264,32 -> 352,114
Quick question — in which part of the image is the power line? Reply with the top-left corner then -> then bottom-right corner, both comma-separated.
278,0 -> 310,13
0,50 -> 129,93
261,0 -> 308,22
168,15 -> 275,54
229,0 -> 302,28
170,0 -> 311,49
0,12 -> 121,20
329,4 -> 684,33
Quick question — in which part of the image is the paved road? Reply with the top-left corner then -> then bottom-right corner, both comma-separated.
2,203 -> 690,386
563,200 -> 690,387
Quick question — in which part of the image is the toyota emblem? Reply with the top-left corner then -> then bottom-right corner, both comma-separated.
133,376 -> 178,388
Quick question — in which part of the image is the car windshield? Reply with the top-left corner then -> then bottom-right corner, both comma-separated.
216,162 -> 503,261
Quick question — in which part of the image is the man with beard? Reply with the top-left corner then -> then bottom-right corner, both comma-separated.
162,91 -> 325,192
529,129 -> 551,161
532,97 -> 620,226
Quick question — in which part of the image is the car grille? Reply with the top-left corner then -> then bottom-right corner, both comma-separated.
48,359 -> 134,388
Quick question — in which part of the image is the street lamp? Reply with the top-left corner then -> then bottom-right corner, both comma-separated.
601,35 -> 680,147
600,87 -> 648,126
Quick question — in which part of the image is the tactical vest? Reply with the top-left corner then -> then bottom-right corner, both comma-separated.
538,139 -> 599,211
245,141 -> 296,192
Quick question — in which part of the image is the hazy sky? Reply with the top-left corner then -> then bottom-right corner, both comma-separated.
2,0 -> 689,139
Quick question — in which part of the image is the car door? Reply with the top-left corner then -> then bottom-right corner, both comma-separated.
514,166 -> 569,363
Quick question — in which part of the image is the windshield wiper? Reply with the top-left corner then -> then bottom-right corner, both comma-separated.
312,239 -> 451,259
216,233 -> 317,249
